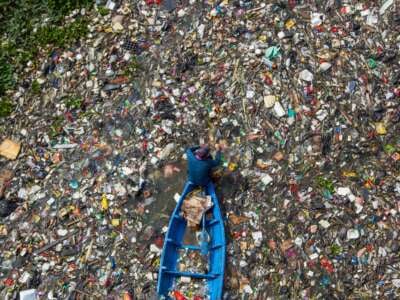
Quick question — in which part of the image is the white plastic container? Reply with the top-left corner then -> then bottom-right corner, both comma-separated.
20,289 -> 37,300
273,101 -> 286,118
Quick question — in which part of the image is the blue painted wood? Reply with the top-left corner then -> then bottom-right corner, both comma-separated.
164,270 -> 218,279
157,181 -> 226,300
181,244 -> 202,251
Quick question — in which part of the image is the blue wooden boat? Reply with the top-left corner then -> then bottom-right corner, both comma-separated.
157,181 -> 226,299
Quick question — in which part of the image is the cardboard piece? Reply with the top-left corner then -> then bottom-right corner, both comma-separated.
0,139 -> 21,160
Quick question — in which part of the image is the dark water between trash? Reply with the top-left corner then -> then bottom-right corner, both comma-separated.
143,161 -> 187,232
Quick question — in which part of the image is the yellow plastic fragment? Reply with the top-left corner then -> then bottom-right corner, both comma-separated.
258,35 -> 267,42
101,194 -> 109,210
375,122 -> 387,135
228,162 -> 238,171
285,19 -> 295,29
342,170 -> 357,177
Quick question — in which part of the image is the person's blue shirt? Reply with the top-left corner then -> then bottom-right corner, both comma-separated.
186,146 -> 221,186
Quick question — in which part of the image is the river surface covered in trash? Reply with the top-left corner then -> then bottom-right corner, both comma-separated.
1,0 -> 400,299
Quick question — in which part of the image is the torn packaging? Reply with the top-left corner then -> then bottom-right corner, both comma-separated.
182,193 -> 212,227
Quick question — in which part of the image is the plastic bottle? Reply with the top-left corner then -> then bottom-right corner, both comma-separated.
288,105 -> 296,125
202,283 -> 210,300
109,256 -> 116,270
173,291 -> 187,300
288,0 -> 296,9
320,275 -> 331,287
69,179 -> 79,189
264,73 -> 273,85
101,194 -> 109,211
273,101 -> 285,118
123,291 -> 133,300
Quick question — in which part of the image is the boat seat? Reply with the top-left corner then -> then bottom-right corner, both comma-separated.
164,270 -> 219,279
181,244 -> 202,251
167,239 -> 204,251
209,243 -> 224,250
206,219 -> 220,226
167,238 -> 225,251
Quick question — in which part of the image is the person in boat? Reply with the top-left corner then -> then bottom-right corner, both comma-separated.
186,144 -> 222,186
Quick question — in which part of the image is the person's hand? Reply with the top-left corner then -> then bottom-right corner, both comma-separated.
217,140 -> 228,151
215,142 -> 227,151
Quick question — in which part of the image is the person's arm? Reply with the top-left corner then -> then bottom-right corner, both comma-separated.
186,146 -> 200,159
211,150 -> 222,167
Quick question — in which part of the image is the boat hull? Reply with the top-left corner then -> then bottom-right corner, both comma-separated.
157,181 -> 226,299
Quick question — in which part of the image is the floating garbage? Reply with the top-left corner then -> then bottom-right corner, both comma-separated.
0,0 -> 399,298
